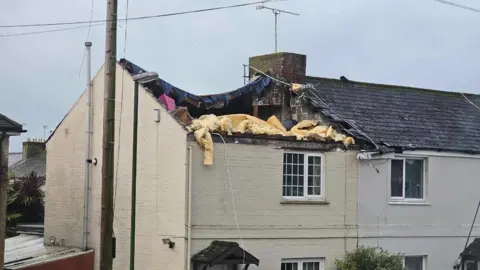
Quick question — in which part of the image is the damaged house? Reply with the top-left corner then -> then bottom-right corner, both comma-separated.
44,52 -> 480,270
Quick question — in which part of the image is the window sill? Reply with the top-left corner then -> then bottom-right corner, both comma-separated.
280,199 -> 329,205
388,200 -> 430,206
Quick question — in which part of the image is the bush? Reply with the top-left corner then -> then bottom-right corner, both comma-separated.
335,246 -> 405,270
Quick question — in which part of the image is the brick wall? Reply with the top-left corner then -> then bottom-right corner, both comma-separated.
248,52 -> 306,83
21,251 -> 94,270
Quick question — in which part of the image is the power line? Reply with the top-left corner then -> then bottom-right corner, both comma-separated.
113,0 -> 130,220
0,23 -> 104,37
433,0 -> 480,13
0,1 -> 278,28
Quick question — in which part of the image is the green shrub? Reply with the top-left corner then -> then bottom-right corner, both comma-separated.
335,246 -> 405,270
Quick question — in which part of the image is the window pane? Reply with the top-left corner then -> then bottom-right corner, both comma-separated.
405,256 -> 423,270
306,156 -> 322,196
303,262 -> 320,270
314,176 -> 321,186
405,159 -> 424,199
281,262 -> 298,270
283,153 -> 305,197
391,159 -> 404,197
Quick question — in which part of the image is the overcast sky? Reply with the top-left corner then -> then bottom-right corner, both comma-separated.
1,0 -> 479,151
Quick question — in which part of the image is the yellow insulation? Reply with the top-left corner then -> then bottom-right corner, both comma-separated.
187,114 -> 355,165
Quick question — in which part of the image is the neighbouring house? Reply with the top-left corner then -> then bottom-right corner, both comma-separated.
8,152 -> 22,167
9,138 -> 46,181
44,52 -> 480,270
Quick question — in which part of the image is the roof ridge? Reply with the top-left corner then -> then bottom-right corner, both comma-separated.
305,75 -> 479,97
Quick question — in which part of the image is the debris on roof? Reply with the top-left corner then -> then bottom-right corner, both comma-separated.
188,114 -> 355,165
119,59 -> 356,165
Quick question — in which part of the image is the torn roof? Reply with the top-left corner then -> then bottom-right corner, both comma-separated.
119,58 -> 272,118
301,76 -> 480,154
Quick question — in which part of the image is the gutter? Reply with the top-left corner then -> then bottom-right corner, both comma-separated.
356,151 -> 380,160
186,146 -> 193,270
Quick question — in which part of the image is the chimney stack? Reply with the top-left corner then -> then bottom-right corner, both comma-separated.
248,52 -> 306,83
22,138 -> 46,160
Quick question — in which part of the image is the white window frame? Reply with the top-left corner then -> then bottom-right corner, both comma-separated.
403,255 -> 426,270
281,258 -> 325,270
389,156 -> 427,202
282,151 -> 325,201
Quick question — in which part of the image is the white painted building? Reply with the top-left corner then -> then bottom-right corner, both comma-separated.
44,52 -> 480,270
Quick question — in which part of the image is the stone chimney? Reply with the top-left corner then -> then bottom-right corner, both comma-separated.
248,52 -> 306,83
22,138 -> 46,160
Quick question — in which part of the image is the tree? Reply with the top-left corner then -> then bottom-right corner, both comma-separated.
335,246 -> 406,270
6,171 -> 45,236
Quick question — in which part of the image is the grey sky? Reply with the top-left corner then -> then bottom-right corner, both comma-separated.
1,0 -> 479,151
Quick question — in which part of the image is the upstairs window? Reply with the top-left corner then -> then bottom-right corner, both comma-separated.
390,158 -> 425,200
281,259 -> 324,270
283,152 -> 324,199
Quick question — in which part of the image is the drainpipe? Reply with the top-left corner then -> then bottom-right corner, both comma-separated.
82,41 -> 93,251
130,72 -> 158,270
130,80 -> 140,270
186,146 -> 193,270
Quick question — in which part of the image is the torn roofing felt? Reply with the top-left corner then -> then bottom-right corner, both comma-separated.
301,76 -> 480,154
119,58 -> 272,118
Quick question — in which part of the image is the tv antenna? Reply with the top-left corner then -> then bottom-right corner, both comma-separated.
256,4 -> 299,52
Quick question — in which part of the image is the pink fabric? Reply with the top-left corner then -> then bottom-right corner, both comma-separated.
159,94 -> 176,112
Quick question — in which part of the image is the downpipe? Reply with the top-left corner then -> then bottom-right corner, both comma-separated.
82,41 -> 93,251
186,146 -> 193,270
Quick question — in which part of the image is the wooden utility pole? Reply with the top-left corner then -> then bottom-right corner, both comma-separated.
100,0 -> 118,268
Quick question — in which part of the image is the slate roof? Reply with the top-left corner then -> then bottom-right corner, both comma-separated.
8,153 -> 22,167
0,114 -> 23,133
191,241 -> 259,266
9,151 -> 46,178
461,238 -> 480,261
302,76 -> 480,154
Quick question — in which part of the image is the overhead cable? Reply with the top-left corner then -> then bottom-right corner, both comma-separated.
0,23 -> 104,37
433,0 -> 480,13
0,0 -> 281,28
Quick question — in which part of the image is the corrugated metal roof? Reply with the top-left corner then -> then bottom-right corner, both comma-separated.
4,234 -> 88,269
